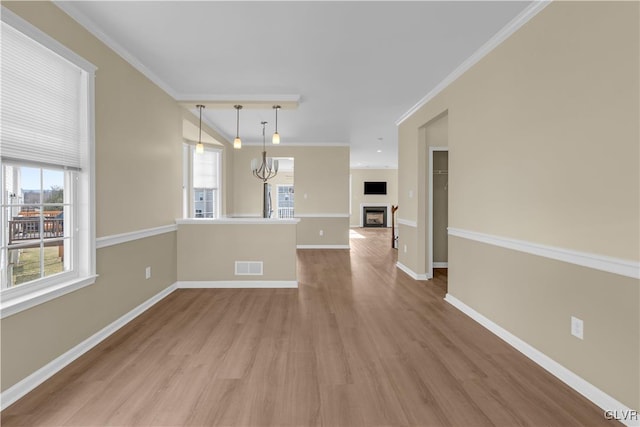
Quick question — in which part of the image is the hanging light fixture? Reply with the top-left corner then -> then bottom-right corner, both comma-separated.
233,105 -> 243,149
272,105 -> 281,144
195,104 -> 205,154
252,121 -> 279,218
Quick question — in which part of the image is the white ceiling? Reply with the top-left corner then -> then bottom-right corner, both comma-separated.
56,1 -> 531,168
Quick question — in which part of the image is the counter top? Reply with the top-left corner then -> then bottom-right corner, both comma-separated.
176,217 -> 300,225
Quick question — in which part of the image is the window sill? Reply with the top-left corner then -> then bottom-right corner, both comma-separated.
0,275 -> 98,319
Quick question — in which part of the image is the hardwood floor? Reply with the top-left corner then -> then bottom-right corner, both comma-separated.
2,228 -> 613,426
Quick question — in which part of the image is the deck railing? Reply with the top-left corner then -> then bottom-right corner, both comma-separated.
278,207 -> 295,219
8,218 -> 64,244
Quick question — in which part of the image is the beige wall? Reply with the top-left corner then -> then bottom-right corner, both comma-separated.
3,1 -> 184,237
397,1 -> 639,409
449,236 -> 639,409
1,2 -> 181,392
1,232 -> 177,391
232,145 -> 350,246
397,111 -> 449,273
181,111 -> 234,216
350,169 -> 398,227
177,223 -> 297,281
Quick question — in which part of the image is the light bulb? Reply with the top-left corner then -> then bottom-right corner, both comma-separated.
234,137 -> 242,149
195,142 -> 204,154
272,132 -> 280,144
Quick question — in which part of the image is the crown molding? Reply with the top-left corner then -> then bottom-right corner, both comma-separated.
395,0 -> 551,126
53,1 -> 179,99
177,94 -> 300,110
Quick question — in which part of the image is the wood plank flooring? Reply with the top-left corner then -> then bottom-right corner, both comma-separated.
2,228 -> 614,426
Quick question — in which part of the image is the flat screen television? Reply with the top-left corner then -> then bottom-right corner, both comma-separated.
364,181 -> 387,195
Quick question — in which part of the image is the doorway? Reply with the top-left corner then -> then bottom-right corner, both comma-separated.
428,147 -> 448,278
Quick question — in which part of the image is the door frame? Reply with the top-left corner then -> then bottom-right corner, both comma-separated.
428,146 -> 448,278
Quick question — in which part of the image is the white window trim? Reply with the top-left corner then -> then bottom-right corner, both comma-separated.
276,184 -> 295,219
183,143 -> 222,219
0,7 -> 97,319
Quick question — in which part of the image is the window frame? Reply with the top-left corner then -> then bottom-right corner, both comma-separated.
183,143 -> 222,219
276,184 -> 295,219
0,7 -> 97,319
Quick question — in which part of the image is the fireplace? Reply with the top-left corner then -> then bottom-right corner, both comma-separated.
363,206 -> 387,227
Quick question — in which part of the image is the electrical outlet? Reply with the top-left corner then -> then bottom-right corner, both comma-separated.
408,190 -> 414,198
404,244 -> 407,253
571,316 -> 583,340
319,229 -> 324,236
145,266 -> 151,280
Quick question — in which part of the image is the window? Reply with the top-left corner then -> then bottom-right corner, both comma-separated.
0,9 -> 96,317
276,185 -> 294,218
183,145 -> 221,219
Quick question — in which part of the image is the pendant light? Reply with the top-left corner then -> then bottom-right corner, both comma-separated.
251,121 -> 279,181
195,104 -> 205,154
272,105 -> 281,144
233,105 -> 243,149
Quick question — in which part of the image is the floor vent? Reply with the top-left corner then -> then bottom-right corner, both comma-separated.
235,261 -> 263,276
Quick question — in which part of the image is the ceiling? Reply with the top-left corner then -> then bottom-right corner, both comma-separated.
56,1 -> 531,168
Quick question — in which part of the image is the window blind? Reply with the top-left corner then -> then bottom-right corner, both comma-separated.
1,21 -> 86,169
193,149 -> 219,188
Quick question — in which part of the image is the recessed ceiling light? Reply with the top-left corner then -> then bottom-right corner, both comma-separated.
377,149 -> 382,153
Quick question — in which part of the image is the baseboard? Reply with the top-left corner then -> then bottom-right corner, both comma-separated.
396,262 -> 430,280
433,262 -> 448,268
1,283 -> 177,411
176,281 -> 298,289
444,293 -> 639,427
296,245 -> 350,249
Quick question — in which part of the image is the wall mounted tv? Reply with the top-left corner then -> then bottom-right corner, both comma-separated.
364,181 -> 387,195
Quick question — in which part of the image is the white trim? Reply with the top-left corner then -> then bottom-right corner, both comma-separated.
0,283 -> 177,410
445,294 -> 639,427
350,167 -> 398,170
176,93 -> 301,104
395,1 -> 551,126
448,228 -> 640,280
177,281 -> 298,289
297,245 -> 350,249
240,142 -> 350,147
176,218 -> 300,225
396,262 -> 430,280
295,213 -> 350,218
433,262 -> 448,268
96,224 -> 177,249
397,218 -> 417,228
359,203 -> 392,227
428,146 -> 449,279
0,275 -> 98,319
1,7 -> 97,73
53,2 -> 178,99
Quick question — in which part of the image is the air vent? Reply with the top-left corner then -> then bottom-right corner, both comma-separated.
235,261 -> 263,276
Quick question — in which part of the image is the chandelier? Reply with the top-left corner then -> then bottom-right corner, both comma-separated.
251,121 -> 279,218
251,121 -> 279,181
